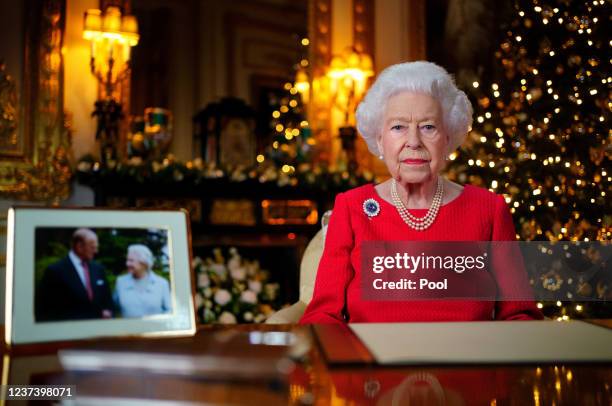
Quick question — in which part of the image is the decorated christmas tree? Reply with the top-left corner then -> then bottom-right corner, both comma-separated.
446,0 -> 610,318
265,38 -> 315,172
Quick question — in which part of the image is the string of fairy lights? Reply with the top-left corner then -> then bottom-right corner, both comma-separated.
446,0 -> 610,319
449,0 -> 610,242
262,37 -> 316,175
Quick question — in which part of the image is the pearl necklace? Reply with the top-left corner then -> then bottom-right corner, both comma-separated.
390,177 -> 444,231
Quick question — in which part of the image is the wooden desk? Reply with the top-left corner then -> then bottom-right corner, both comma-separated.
2,324 -> 611,405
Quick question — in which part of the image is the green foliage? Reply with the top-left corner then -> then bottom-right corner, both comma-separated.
35,241 -> 69,286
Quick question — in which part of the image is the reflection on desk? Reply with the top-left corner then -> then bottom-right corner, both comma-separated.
2,326 -> 303,405
325,366 -> 612,405
1,324 -> 611,405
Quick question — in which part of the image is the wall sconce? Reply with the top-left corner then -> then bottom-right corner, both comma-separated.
294,68 -> 310,105
327,48 -> 373,126
83,6 -> 139,98
83,6 -> 139,164
327,48 -> 373,171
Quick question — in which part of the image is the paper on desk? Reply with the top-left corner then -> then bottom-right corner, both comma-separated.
350,320 -> 612,364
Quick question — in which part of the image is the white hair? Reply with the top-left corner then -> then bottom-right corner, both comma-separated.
128,244 -> 154,271
356,61 -> 473,156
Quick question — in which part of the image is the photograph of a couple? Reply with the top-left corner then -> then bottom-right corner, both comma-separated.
34,227 -> 173,322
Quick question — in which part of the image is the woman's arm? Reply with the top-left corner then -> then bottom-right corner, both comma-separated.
112,277 -> 124,316
299,192 -> 355,324
491,195 -> 544,320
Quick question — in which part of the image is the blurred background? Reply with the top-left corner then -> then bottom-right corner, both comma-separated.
0,0 -> 609,323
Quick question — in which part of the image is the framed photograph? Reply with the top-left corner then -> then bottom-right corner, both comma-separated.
5,208 -> 196,345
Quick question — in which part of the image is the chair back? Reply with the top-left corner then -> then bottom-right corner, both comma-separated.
298,210 -> 331,303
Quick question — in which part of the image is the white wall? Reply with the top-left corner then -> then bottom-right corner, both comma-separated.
65,0 -> 100,161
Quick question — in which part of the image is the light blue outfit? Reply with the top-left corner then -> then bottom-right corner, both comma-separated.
114,271 -> 172,318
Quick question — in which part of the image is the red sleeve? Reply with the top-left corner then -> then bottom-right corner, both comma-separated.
491,195 -> 544,320
299,193 -> 354,324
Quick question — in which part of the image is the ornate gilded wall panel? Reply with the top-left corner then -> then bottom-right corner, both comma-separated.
308,0 -> 333,162
0,0 -> 71,203
353,0 -> 374,57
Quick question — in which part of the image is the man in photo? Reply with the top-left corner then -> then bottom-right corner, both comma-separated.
35,228 -> 114,321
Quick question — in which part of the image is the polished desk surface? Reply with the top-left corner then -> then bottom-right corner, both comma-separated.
1,323 -> 611,405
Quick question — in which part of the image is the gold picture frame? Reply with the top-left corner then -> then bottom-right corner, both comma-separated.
0,0 -> 71,203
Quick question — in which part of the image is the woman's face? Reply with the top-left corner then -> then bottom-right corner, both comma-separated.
126,252 -> 148,278
376,91 -> 449,185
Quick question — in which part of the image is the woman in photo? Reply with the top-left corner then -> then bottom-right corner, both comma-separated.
114,244 -> 172,318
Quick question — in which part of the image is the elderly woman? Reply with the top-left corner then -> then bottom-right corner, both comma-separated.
114,244 -> 172,318
300,61 -> 543,324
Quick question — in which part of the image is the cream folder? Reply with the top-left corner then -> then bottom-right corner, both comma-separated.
350,320 -> 612,364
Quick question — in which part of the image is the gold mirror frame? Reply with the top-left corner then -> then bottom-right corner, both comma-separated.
0,0 -> 71,203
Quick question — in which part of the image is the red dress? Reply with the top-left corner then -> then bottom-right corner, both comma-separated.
299,183 -> 544,324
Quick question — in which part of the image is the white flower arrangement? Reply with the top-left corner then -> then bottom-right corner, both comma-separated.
193,247 -> 282,324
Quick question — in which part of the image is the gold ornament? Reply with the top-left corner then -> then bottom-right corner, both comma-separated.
596,281 -> 610,300
478,97 -> 490,109
521,220 -> 538,240
577,281 -> 592,297
590,147 -> 604,165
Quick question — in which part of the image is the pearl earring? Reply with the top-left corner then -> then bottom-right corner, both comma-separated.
379,154 -> 384,160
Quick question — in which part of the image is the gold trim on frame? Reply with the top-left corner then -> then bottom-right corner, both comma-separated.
262,199 -> 319,225
0,0 -> 71,203
0,355 -> 10,406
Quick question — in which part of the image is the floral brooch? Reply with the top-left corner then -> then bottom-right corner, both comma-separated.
362,198 -> 380,218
